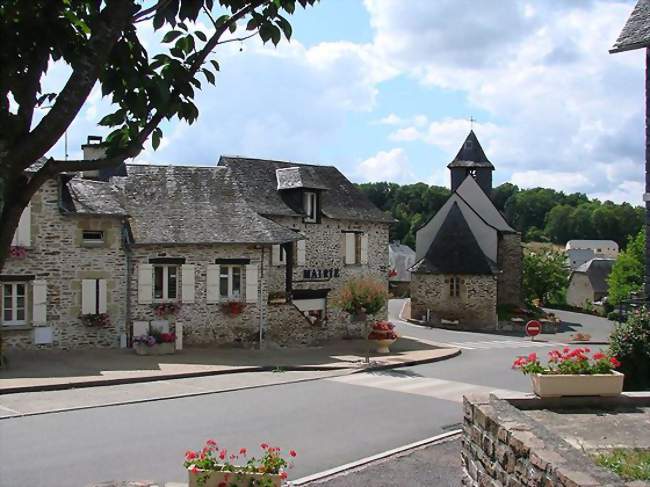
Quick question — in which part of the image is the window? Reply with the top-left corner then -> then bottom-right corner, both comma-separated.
219,265 -> 241,300
153,265 -> 178,301
2,283 -> 27,325
303,191 -> 318,223
82,230 -> 104,245
449,277 -> 461,298
344,232 -> 368,265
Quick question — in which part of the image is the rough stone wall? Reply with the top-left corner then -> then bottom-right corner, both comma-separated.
2,179 -> 127,349
497,233 -> 522,306
566,274 -> 593,308
411,274 -> 497,330
462,394 -> 628,487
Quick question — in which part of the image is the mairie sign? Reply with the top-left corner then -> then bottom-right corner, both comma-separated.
303,268 -> 340,280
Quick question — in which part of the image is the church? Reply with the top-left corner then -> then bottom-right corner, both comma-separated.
410,131 -> 522,330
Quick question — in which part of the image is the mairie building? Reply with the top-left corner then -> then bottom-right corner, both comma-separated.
410,131 -> 523,330
2,137 -> 393,350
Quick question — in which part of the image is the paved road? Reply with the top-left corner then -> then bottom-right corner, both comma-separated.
0,300 -> 605,487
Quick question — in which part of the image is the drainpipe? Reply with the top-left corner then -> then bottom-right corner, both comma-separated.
123,221 -> 133,347
259,245 -> 265,349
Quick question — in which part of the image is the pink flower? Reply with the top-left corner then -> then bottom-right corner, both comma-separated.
239,448 -> 247,456
280,472 -> 288,480
188,465 -> 199,474
219,449 -> 227,460
185,450 -> 197,461
260,443 -> 269,450
610,357 -> 621,368
527,352 -> 537,363
593,352 -> 607,361
289,450 -> 297,458
206,439 -> 217,448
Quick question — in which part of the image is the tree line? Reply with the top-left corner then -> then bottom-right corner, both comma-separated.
357,181 -> 644,249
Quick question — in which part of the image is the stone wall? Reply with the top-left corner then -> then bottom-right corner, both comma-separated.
411,274 -> 497,330
462,394 -> 631,487
2,179 -> 127,349
497,233 -> 522,306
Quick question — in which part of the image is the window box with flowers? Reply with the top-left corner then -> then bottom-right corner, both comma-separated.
133,330 -> 176,355
184,439 -> 296,487
368,320 -> 399,353
513,347 -> 624,398
9,246 -> 27,259
79,313 -> 111,327
152,302 -> 181,319
221,301 -> 245,317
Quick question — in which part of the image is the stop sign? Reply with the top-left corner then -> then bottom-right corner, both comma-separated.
526,320 -> 542,337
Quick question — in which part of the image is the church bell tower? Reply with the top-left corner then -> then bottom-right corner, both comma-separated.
448,130 -> 494,194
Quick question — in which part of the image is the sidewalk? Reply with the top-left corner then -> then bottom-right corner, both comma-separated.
0,337 -> 459,393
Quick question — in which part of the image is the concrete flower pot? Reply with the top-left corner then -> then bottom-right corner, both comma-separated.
189,469 -> 281,487
134,342 -> 175,355
369,337 -> 397,354
531,371 -> 624,398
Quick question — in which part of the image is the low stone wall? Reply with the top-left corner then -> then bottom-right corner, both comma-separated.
462,394 -> 643,487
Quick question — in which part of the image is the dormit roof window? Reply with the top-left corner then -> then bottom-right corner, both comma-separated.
275,167 -> 326,224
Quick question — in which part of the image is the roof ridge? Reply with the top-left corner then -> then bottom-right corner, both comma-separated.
219,155 -> 336,169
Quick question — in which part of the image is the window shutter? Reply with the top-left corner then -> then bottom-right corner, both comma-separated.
137,264 -> 153,304
360,234 -> 369,265
245,264 -> 258,304
206,264 -> 220,303
98,279 -> 107,313
32,280 -> 47,324
81,279 -> 97,314
297,239 -> 306,266
271,245 -> 281,266
181,264 -> 195,303
345,233 -> 356,265
12,204 -> 31,247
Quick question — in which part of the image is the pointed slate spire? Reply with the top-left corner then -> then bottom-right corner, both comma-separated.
447,130 -> 494,169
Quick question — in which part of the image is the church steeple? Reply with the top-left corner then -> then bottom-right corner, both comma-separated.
447,130 -> 494,194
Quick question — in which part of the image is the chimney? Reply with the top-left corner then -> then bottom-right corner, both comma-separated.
81,135 -> 106,179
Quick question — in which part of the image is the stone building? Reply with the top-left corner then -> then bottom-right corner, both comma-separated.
566,258 -> 615,309
410,131 -> 522,330
1,139 -> 392,350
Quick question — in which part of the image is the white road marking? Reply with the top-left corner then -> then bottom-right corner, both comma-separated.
0,404 -> 22,415
401,334 -> 567,351
327,373 -> 516,402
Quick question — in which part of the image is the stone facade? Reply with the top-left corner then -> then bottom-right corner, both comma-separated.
2,179 -> 127,349
497,233 -> 523,306
411,274 -> 497,330
462,394 -> 635,487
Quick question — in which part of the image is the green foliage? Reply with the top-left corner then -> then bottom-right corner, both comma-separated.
522,250 -> 569,305
608,230 -> 645,306
355,181 -> 642,250
609,307 -> 650,390
596,449 -> 650,481
334,277 -> 388,316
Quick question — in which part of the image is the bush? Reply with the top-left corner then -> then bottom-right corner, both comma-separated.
607,311 -> 625,322
334,277 -> 388,316
609,308 -> 650,390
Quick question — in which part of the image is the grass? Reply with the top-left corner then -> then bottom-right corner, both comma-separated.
595,449 -> 650,481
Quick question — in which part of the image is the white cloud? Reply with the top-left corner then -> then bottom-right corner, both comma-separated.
510,170 -> 594,193
356,148 -> 414,182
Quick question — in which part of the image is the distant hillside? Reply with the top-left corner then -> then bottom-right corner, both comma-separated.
356,181 -> 644,250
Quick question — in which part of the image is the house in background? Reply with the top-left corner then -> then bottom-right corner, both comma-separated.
566,258 -> 616,310
565,239 -> 619,270
410,131 -> 522,330
388,241 -> 415,296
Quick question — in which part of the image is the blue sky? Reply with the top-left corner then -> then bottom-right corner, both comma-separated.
45,0 -> 644,204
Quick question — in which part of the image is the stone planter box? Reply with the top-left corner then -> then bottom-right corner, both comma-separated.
134,342 -> 175,355
369,337 -> 397,354
531,371 -> 624,398
189,470 -> 281,487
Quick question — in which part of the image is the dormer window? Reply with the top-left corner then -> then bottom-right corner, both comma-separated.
303,191 -> 318,223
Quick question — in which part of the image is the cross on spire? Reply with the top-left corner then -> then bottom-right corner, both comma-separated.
469,116 -> 477,130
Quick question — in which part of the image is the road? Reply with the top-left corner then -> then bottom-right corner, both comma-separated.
0,300 -> 604,487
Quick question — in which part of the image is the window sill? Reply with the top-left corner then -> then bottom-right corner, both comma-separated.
1,324 -> 32,331
81,242 -> 106,248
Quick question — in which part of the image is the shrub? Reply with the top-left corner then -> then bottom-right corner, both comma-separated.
334,277 -> 388,317
609,308 -> 650,390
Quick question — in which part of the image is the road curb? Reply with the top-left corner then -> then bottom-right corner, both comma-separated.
0,347 -> 461,396
288,429 -> 463,486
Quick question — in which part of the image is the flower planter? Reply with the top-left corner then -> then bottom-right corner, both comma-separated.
134,342 -> 175,356
531,371 -> 624,398
189,469 -> 281,487
369,337 -> 397,354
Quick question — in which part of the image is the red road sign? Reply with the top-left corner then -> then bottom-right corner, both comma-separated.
525,320 -> 542,337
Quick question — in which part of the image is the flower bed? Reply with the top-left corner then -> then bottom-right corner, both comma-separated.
184,439 -> 296,487
133,330 -> 176,355
513,347 -> 624,397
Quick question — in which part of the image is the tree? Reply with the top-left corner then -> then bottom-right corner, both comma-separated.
608,229 -> 645,305
491,182 -> 518,212
544,205 -> 573,244
0,0 -> 317,271
522,249 -> 569,305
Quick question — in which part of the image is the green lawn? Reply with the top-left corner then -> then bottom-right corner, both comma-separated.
595,449 -> 650,481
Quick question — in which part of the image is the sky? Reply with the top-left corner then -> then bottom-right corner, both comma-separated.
42,0 -> 646,204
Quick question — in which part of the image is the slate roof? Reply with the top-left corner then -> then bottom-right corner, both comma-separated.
611,0 -> 650,53
573,258 -> 616,294
61,177 -> 128,216
447,131 -> 495,169
119,164 -> 302,245
411,203 -> 498,275
276,166 -> 328,190
219,156 -> 394,223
